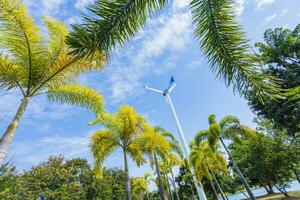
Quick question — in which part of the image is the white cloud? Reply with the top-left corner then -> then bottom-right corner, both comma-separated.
41,0 -> 65,11
279,9 -> 288,17
173,0 -> 190,9
233,0 -> 247,16
187,60 -> 203,70
106,11 -> 193,103
255,0 -> 276,11
265,14 -> 277,23
75,0 -> 93,11
10,131 -> 93,168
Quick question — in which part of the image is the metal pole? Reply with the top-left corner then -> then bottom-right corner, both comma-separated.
165,94 -> 207,200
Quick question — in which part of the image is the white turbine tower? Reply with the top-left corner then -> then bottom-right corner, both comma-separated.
144,76 -> 207,200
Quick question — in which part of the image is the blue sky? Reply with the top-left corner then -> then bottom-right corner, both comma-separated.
0,0 -> 299,178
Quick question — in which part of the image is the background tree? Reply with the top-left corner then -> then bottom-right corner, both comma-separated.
131,173 -> 154,200
248,24 -> 300,135
16,156 -> 92,200
67,0 -> 280,101
230,132 -> 293,196
196,114 -> 256,200
0,157 -> 127,200
90,106 -> 146,200
0,162 -> 18,200
0,0 -> 105,165
175,162 -> 199,200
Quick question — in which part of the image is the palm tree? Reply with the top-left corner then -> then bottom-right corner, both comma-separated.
131,173 -> 154,200
66,0 -> 280,101
90,106 -> 146,200
159,153 -> 182,200
0,0 -> 105,165
196,114 -> 256,200
190,140 -> 228,200
141,125 -> 171,200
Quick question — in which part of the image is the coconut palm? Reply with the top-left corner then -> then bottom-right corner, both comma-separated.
131,173 -> 154,200
159,153 -> 182,200
196,114 -> 256,200
0,0 -> 105,165
90,106 -> 147,200
190,140 -> 228,200
141,125 -> 171,200
66,0 -> 280,101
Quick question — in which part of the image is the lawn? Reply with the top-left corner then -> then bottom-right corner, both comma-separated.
254,190 -> 300,200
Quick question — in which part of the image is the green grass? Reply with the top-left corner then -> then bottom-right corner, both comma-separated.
255,190 -> 300,200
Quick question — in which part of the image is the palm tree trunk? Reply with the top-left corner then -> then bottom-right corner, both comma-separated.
209,179 -> 218,200
123,149 -> 132,200
207,164 -> 227,200
153,153 -> 168,200
292,166 -> 300,183
219,138 -> 256,200
0,97 -> 30,165
170,169 -> 180,200
165,174 -> 174,200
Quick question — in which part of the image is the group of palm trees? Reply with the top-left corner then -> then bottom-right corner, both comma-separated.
88,104 -> 258,200
0,0 -> 282,199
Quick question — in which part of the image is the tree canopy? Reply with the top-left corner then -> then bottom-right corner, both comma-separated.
248,24 -> 300,135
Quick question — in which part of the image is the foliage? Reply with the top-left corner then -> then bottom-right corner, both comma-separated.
230,133 -> 294,193
175,163 -> 199,200
195,114 -> 255,148
247,24 -> 300,135
90,105 -> 146,167
0,157 -> 127,200
67,0 -> 280,100
0,163 -> 18,200
190,140 -> 227,182
0,0 -> 105,99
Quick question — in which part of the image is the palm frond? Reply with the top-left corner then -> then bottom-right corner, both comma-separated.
219,115 -> 239,129
0,0 -> 48,91
66,0 -> 169,57
285,87 -> 300,101
47,83 -> 105,119
43,17 -> 68,61
0,52 -> 26,92
90,130 -> 118,165
190,0 -> 281,100
194,130 -> 209,145
32,51 -> 106,94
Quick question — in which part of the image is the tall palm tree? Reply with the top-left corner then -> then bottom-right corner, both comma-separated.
131,173 -> 154,200
66,0 -> 280,101
0,0 -> 105,165
159,153 -> 182,200
90,106 -> 146,200
190,140 -> 228,200
196,114 -> 256,200
141,125 -> 171,200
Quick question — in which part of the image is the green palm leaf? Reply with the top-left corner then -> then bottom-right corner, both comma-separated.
66,0 -> 169,56
0,0 -> 48,92
47,83 -> 105,119
190,0 -> 281,100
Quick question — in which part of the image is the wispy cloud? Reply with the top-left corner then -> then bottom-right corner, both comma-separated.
255,0 -> 276,11
75,0 -> 93,11
234,0 -> 247,16
186,59 -> 203,70
265,14 -> 277,23
9,130 -> 94,169
106,9 -> 193,103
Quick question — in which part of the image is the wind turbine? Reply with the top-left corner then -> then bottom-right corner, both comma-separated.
144,76 -> 207,200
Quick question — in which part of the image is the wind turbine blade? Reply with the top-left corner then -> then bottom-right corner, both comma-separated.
168,83 -> 176,93
144,86 -> 163,94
